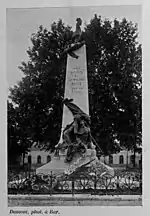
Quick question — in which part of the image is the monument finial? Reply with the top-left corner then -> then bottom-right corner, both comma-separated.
60,18 -> 85,59
74,18 -> 82,39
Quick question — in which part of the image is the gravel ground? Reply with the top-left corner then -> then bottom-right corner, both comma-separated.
8,199 -> 142,206
8,195 -> 142,206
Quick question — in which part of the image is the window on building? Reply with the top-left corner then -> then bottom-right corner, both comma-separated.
37,155 -> 41,164
109,155 -> 113,164
28,155 -> 31,164
130,155 -> 135,165
119,155 -> 124,164
47,155 -> 51,163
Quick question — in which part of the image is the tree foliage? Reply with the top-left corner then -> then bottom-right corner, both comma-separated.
7,101 -> 32,165
8,15 -> 142,156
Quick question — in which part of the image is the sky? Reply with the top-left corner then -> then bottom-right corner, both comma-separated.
6,5 -> 142,88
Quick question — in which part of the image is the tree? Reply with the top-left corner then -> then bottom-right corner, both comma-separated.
8,15 -> 142,157
7,101 -> 32,167
8,101 -> 20,165
85,16 -> 142,158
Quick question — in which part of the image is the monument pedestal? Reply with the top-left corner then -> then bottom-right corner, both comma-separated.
36,147 -> 114,177
36,148 -> 97,175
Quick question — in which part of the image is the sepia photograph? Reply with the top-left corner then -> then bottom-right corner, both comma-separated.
7,5 -> 142,209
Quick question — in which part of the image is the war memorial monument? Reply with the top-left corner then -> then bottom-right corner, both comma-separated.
36,18 -> 114,177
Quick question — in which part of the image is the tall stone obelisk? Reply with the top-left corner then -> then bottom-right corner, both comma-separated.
59,44 -> 89,144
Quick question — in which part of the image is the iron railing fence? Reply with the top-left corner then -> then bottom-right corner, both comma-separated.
8,168 -> 142,196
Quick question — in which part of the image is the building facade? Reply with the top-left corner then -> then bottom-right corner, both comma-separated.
99,150 -> 141,168
23,146 -> 142,170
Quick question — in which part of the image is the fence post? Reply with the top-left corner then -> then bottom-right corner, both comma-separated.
116,175 -> 120,193
140,172 -> 142,193
50,171 -> 53,196
71,177 -> 75,197
94,171 -> 97,194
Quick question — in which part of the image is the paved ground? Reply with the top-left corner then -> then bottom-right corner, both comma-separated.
8,199 -> 142,206
8,195 -> 142,206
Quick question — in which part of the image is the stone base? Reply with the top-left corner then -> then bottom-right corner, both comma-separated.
36,149 -> 97,175
36,148 -> 114,177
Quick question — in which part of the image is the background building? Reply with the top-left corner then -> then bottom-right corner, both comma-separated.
22,145 -> 142,170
